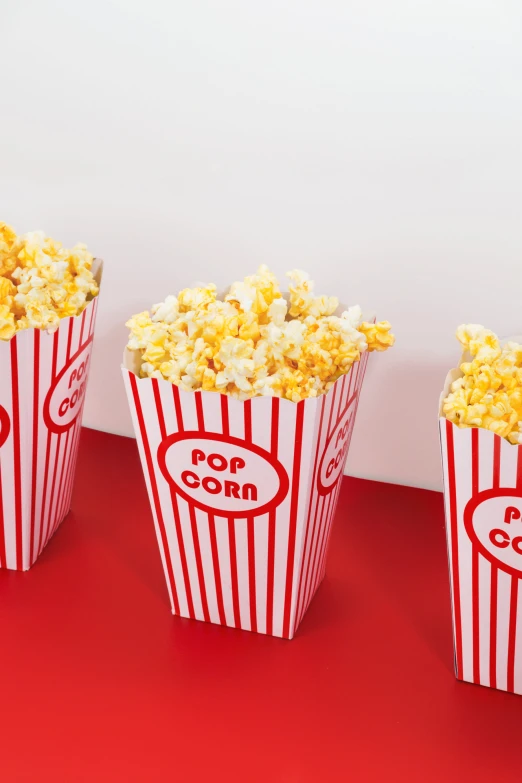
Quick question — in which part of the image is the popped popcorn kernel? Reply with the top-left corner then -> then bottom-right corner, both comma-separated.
443,324 -> 522,443
126,266 -> 394,401
0,222 -> 99,340
359,320 -> 396,352
0,276 -> 16,302
286,269 -> 338,319
0,304 -> 16,340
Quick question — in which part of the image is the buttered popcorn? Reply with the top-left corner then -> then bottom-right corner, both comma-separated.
0,222 -> 99,340
126,267 -> 394,402
443,325 -> 522,444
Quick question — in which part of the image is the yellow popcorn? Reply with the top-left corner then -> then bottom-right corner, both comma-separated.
126,267 -> 394,401
0,276 -> 16,302
443,324 -> 522,443
0,304 -> 16,340
0,222 -> 99,340
287,269 -> 338,319
0,223 -> 17,252
178,284 -> 217,313
359,321 -> 395,352
226,264 -> 281,319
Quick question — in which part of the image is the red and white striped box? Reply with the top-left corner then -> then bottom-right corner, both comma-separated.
123,348 -> 370,639
0,260 -> 102,571
440,365 -> 522,694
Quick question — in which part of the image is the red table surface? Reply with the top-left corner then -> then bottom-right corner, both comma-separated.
1,428 -> 521,782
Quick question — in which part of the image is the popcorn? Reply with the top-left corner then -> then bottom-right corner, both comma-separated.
287,269 -> 338,318
0,222 -> 99,340
126,266 -> 394,401
226,265 -> 281,318
0,305 -> 16,341
443,324 -> 522,443
359,320 -> 395,352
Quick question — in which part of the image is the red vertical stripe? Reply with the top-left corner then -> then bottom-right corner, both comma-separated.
517,444 -> 522,489
38,435 -> 53,555
282,401 -> 305,639
301,397 -> 328,619
228,517 -> 241,628
336,370 -> 348,420
343,357 -> 367,456
214,394 -> 231,626
507,577 -> 518,693
59,400 -> 83,523
319,379 -> 345,572
244,400 -> 252,443
220,394 -> 229,436
507,447 -> 522,692
43,433 -> 62,548
171,492 -> 195,618
319,454 -> 345,583
61,418 -> 82,522
208,513 -> 226,625
247,516 -> 257,633
243,401 -> 256,630
318,374 -> 355,584
38,332 -> 59,556
307,496 -> 326,607
10,339 -> 23,570
172,385 -> 184,432
314,492 -> 333,590
79,308 -> 87,347
55,423 -> 72,525
58,318 -> 82,526
490,566 -> 498,690
191,391 -> 211,622
188,501 -> 210,622
49,428 -> 71,542
489,434 -> 501,689
129,373 -> 181,615
266,398 -> 279,637
66,317 -> 74,361
446,420 -> 463,679
0,458 -> 6,568
168,382 -> 195,618
266,507 -> 275,629
296,395 -> 325,624
151,379 -> 182,616
195,392 -> 205,431
471,428 -> 479,495
472,548 -> 480,684
326,383 -> 337,439
471,428 -> 480,685
29,329 -> 40,565
493,436 -> 501,488
88,298 -> 96,337
305,386 -> 341,612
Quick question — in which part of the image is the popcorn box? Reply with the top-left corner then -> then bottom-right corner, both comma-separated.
0,260 -> 102,570
439,358 -> 522,694
123,348 -> 370,639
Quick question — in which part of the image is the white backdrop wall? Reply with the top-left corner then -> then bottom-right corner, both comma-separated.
1,0 -> 521,490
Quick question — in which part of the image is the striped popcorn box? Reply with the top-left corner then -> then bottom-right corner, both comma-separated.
0,260 -> 102,571
440,363 -> 522,694
123,347 -> 370,639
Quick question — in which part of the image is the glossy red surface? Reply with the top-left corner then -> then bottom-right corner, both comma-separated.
1,428 -> 520,782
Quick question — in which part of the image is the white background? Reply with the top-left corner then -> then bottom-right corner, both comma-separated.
1,0 -> 521,490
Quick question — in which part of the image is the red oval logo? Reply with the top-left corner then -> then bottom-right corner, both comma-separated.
0,405 -> 10,449
157,432 -> 289,517
317,392 -> 357,495
43,338 -> 93,434
464,489 -> 522,578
